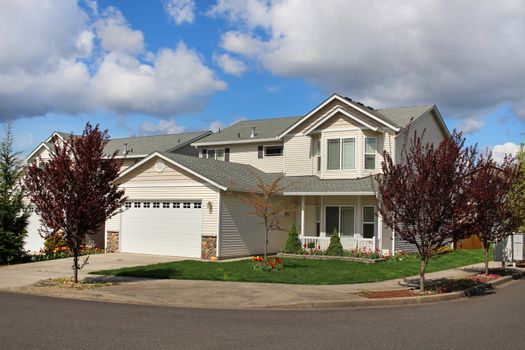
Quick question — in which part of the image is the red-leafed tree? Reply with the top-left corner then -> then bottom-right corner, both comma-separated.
467,154 -> 520,275
376,130 -> 477,291
240,173 -> 293,260
24,124 -> 126,283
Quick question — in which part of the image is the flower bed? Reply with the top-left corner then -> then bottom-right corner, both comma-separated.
251,256 -> 284,271
279,246 -> 397,263
31,245 -> 104,262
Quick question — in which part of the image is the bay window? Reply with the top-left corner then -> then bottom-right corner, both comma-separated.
364,137 -> 376,170
327,138 -> 355,170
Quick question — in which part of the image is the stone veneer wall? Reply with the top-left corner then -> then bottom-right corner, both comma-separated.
201,236 -> 217,260
106,231 -> 119,253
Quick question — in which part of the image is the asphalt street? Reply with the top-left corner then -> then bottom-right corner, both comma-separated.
1,280 -> 524,350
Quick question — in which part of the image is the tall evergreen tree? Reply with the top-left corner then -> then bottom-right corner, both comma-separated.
0,120 -> 29,264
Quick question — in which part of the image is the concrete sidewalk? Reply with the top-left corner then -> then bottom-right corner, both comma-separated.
2,260 -> 510,309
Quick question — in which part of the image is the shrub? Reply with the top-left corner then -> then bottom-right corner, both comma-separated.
325,229 -> 344,256
283,223 -> 302,253
43,232 -> 66,253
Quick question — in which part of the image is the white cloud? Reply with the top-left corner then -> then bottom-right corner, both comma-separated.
209,121 -> 225,132
492,142 -> 521,163
95,7 -> 144,54
0,0 -> 225,119
211,0 -> 525,118
457,118 -> 485,134
140,119 -> 186,135
213,53 -> 247,76
164,0 -> 196,25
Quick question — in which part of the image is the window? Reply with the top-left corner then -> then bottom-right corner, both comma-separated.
173,202 -> 180,208
364,138 -> 376,170
193,202 -> 202,209
183,202 -> 191,209
125,202 -> 132,209
143,202 -> 150,208
315,206 -> 321,236
327,138 -> 355,170
206,149 -> 225,161
363,206 -> 376,239
162,202 -> 170,208
325,206 -> 355,237
153,202 -> 160,208
264,145 -> 283,157
134,202 -> 141,208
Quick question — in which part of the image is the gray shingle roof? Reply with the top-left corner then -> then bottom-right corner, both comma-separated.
192,116 -> 302,145
44,131 -> 210,157
377,105 -> 434,128
161,152 -> 376,194
105,131 -> 210,156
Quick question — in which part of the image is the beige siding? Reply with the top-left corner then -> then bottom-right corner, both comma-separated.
219,192 -> 295,258
283,134 -> 315,176
198,142 -> 284,173
395,110 -> 446,164
116,157 -> 220,238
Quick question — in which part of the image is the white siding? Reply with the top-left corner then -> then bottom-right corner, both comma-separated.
283,134 -> 315,176
219,192 -> 295,258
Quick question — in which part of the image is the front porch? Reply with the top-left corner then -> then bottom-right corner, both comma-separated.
289,194 -> 391,253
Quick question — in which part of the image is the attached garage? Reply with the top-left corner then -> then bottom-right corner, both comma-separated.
120,200 -> 203,257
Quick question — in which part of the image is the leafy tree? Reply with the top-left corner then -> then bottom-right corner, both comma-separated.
468,153 -> 520,275
325,229 -> 344,256
283,222 -> 301,254
376,130 -> 477,291
509,145 -> 525,232
241,173 -> 292,260
0,121 -> 29,264
24,123 -> 126,282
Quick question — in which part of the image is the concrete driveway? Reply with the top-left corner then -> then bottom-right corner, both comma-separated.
0,253 -> 182,289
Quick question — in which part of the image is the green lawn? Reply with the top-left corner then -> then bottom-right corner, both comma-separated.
92,249 -> 487,285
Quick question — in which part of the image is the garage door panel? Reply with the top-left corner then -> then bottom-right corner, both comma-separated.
120,201 -> 202,257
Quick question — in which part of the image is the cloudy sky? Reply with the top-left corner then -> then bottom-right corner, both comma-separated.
2,0 -> 524,160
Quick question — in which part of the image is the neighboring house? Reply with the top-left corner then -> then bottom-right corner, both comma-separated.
25,93 -> 449,259
23,130 -> 212,252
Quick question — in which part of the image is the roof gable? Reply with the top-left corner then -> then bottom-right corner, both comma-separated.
304,107 -> 379,135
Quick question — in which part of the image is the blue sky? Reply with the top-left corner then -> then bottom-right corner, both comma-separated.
3,1 -> 524,159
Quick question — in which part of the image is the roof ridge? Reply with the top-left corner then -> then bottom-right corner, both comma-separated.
234,115 -> 302,123
377,104 -> 434,111
108,130 -> 210,141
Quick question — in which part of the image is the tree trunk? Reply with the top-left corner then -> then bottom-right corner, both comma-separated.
419,258 -> 429,292
73,251 -> 79,284
484,244 -> 490,276
264,229 -> 268,260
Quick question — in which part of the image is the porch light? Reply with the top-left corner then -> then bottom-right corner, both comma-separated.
207,201 -> 213,210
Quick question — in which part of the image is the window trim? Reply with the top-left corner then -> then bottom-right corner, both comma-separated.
263,145 -> 283,157
362,205 -> 376,239
364,137 -> 377,170
327,137 -> 356,171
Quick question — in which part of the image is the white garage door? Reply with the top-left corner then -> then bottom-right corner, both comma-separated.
25,210 -> 45,252
120,200 -> 202,257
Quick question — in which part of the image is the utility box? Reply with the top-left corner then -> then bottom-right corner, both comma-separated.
494,234 -> 524,263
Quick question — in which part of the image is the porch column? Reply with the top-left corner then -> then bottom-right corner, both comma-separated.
377,211 -> 383,252
300,195 -> 305,238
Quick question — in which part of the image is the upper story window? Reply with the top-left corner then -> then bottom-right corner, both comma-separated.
316,139 -> 321,172
264,145 -> 283,157
364,137 -> 376,170
327,138 -> 355,170
205,149 -> 225,161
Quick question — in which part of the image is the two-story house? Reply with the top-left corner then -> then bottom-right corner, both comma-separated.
26,93 -> 449,259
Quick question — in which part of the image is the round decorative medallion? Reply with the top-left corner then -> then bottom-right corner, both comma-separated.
154,159 -> 166,173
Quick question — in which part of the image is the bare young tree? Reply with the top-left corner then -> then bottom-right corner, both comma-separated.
240,173 -> 293,260
467,153 -> 520,275
376,130 -> 477,291
24,123 -> 126,283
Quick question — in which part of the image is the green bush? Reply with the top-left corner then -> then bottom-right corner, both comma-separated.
325,229 -> 344,256
43,232 -> 67,253
282,223 -> 302,254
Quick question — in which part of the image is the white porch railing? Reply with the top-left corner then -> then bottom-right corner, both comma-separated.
301,236 -> 375,252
